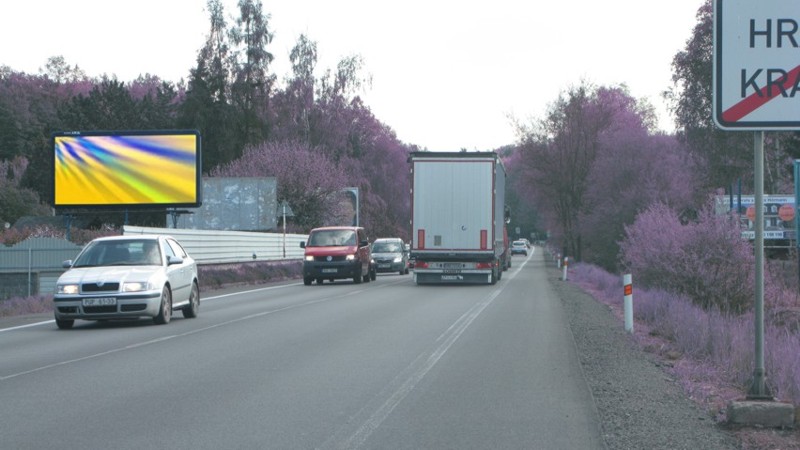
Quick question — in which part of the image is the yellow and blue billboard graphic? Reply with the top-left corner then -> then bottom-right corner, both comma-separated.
53,130 -> 201,208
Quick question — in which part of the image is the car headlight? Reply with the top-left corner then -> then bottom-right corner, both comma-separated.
305,256 -> 314,261
58,284 -> 79,295
346,254 -> 355,261
393,256 -> 402,263
122,282 -> 151,292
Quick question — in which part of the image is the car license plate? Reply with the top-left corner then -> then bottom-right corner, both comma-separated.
442,263 -> 462,269
322,268 -> 337,273
378,264 -> 390,269
83,297 -> 116,306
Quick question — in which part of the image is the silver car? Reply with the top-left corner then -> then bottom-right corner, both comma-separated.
53,235 -> 200,329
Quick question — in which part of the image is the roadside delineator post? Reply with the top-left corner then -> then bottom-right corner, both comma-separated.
623,274 -> 633,333
561,257 -> 568,281
557,253 -> 562,269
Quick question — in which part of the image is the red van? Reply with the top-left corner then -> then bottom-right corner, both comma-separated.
300,226 -> 376,285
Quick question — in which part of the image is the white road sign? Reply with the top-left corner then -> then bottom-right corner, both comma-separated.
713,0 -> 800,130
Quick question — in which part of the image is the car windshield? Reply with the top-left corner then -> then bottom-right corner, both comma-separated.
308,230 -> 357,246
372,242 -> 401,253
72,240 -> 162,267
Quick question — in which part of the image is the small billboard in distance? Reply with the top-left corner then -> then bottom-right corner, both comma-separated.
53,130 -> 202,209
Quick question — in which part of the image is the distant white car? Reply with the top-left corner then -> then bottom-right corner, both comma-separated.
53,235 -> 199,329
511,240 -> 528,256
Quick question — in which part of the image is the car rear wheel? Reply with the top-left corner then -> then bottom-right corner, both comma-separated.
154,286 -> 172,325
55,317 -> 74,329
182,282 -> 200,319
304,277 -> 312,285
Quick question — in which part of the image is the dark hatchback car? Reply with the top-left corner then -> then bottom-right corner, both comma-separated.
371,238 -> 409,275
300,226 -> 376,285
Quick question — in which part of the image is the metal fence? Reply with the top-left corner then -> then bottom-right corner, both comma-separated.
0,227 -> 308,300
0,237 -> 83,299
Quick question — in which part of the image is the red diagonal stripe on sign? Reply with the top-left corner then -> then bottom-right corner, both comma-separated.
722,64 -> 800,123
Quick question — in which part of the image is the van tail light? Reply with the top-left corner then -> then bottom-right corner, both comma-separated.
415,260 -> 429,269
475,262 -> 494,270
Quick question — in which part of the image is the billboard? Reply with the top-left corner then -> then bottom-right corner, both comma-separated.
170,177 -> 277,231
716,195 -> 795,242
53,130 -> 202,209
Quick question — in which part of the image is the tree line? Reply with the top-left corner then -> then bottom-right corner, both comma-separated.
0,0 -> 414,240
2,0 -> 799,274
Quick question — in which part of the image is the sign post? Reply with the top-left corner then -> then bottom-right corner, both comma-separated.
795,161 -> 800,287
713,0 -> 800,400
279,201 -> 294,258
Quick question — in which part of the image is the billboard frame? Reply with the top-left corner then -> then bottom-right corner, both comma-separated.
52,129 -> 202,211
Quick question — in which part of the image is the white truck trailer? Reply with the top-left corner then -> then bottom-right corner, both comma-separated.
409,151 -> 507,285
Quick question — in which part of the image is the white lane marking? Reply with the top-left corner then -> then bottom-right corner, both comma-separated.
0,277 -> 408,333
321,258 -> 530,450
0,279 -> 410,381
0,277 -> 411,379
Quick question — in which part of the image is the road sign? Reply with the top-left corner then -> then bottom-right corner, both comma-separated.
713,0 -> 800,130
279,201 -> 294,217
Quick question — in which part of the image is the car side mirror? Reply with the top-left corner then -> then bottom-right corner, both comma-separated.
167,255 -> 184,266
300,242 -> 306,248
62,260 -> 73,268
360,240 -> 369,247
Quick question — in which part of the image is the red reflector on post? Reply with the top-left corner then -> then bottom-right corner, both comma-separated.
480,230 -> 487,250
624,284 -> 633,296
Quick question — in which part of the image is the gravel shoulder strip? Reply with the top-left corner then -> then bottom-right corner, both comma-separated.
548,268 -> 740,449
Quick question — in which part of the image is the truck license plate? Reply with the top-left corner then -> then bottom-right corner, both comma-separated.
322,268 -> 338,273
83,297 -> 116,306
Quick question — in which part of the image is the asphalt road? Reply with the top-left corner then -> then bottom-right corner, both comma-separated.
0,249 -> 605,450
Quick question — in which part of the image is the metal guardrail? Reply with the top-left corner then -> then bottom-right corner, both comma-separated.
0,227 -> 309,299
123,226 -> 308,264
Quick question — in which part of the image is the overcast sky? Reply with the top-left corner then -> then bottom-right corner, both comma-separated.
0,0 -> 704,150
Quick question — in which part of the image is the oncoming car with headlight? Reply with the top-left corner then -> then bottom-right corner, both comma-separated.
300,226 -> 375,285
53,235 -> 200,329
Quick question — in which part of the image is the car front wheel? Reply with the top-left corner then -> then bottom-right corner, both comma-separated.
154,286 -> 172,325
182,282 -> 200,319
